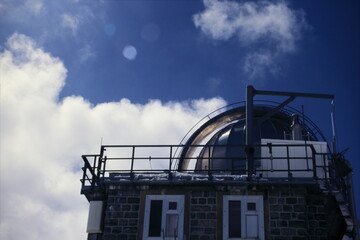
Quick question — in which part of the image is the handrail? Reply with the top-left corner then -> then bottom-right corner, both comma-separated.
80,143 -> 338,192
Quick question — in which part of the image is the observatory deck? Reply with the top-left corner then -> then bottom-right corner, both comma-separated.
80,142 -> 339,198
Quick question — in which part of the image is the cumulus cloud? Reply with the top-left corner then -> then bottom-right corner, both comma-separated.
0,33 -> 226,240
193,0 -> 308,79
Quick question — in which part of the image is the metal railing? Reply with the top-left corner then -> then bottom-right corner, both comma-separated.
80,144 -> 336,191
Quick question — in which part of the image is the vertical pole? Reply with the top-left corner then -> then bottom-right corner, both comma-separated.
131,146 -> 135,180
102,156 -> 107,178
323,154 -> 328,183
312,150 -> 318,183
246,85 -> 255,179
286,146 -> 292,179
97,146 -> 105,185
169,146 -> 173,180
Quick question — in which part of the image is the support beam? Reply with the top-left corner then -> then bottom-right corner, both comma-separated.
257,96 -> 296,124
246,85 -> 255,178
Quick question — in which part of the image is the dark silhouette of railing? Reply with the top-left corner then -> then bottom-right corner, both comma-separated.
80,144 -> 336,193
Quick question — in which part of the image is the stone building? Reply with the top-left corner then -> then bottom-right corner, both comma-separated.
81,86 -> 359,240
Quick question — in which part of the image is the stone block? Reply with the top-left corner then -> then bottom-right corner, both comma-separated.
294,205 -> 306,212
205,228 -> 216,234
297,228 -> 308,235
283,205 -> 292,212
122,227 -> 137,234
121,205 -> 131,211
124,212 -> 138,218
270,212 -> 279,219
129,219 -> 137,226
271,228 -> 280,235
277,220 -> 288,227
105,219 -> 118,226
191,191 -> 203,197
116,197 -> 127,203
191,220 -> 199,226
191,205 -> 211,212
270,205 -> 282,211
286,198 -> 297,204
280,213 -> 291,219
190,236 -> 199,240
269,198 -> 277,204
112,227 -> 122,233
118,219 -> 128,226
127,197 -> 140,204
315,214 -> 326,220
199,198 -> 206,204
131,204 -> 139,211
289,220 -> 306,228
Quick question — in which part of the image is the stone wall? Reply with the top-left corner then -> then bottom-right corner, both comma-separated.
102,187 -> 140,240
268,188 -> 308,240
189,190 -> 217,240
89,184 -> 342,240
267,187 -> 334,240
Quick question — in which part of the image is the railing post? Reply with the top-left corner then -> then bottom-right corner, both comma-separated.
311,146 -> 318,183
323,154 -> 328,184
97,146 -> 105,182
286,146 -> 292,179
102,156 -> 107,178
305,143 -> 310,171
169,146 -> 173,180
208,146 -> 211,179
131,146 -> 135,180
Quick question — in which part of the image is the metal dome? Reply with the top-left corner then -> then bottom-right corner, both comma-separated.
178,105 -> 319,172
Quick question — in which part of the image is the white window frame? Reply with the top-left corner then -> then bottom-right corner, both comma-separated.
223,195 -> 264,240
143,195 -> 184,240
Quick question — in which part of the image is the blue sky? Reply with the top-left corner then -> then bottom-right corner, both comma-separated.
1,0 -> 359,239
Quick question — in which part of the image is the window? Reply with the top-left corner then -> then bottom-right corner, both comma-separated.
223,195 -> 264,240
143,195 -> 184,240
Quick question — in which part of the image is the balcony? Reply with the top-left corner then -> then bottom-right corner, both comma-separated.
80,140 -> 339,197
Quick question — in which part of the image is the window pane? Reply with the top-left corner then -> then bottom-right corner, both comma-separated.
165,214 -> 178,237
229,200 -> 241,238
149,200 -> 162,237
169,202 -> 177,210
247,202 -> 256,211
246,215 -> 258,238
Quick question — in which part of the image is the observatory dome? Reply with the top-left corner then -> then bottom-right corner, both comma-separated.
178,105 -> 319,172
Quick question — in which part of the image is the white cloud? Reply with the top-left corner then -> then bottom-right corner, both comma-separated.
77,43 -> 96,63
61,13 -> 80,35
25,0 -> 44,16
243,49 -> 279,79
0,33 -> 226,240
193,0 -> 308,78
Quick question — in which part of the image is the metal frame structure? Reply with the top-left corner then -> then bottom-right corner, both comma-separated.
245,85 -> 334,178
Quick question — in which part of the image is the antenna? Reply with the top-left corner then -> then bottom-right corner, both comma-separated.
331,100 -> 337,154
